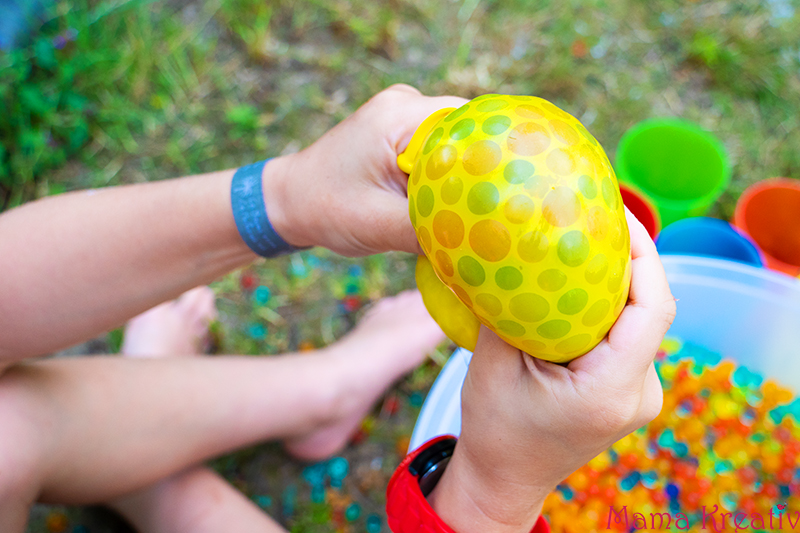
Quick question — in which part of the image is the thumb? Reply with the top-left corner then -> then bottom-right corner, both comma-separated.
467,326 -> 529,389
374,192 -> 423,255
395,94 -> 471,154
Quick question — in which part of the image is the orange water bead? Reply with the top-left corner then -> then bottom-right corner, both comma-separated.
668,382 -> 695,400
761,451 -> 782,472
653,457 -> 673,476
691,396 -> 708,414
567,470 -> 590,490
741,497 -> 758,515
619,452 -> 640,469
762,381 -> 793,408
684,490 -> 702,510
628,486 -> 651,507
712,361 -> 736,381
583,499 -> 608,523
544,506 -> 574,532
764,483 -> 780,499
652,490 -> 667,506
567,468 -> 589,490
716,473 -> 739,492
777,467 -> 795,484
714,435 -> 741,458
742,440 -> 760,457
776,388 -> 794,404
673,461 -> 696,479
586,467 -> 603,482
700,493 -> 719,509
679,383 -> 701,399
648,412 -> 669,434
734,420 -> 752,437
709,424 -> 729,441
781,449 -> 798,468
737,465 -> 759,485
45,513 -> 69,533
754,493 -> 775,511
785,439 -> 800,455
675,365 -> 690,382
676,418 -> 706,441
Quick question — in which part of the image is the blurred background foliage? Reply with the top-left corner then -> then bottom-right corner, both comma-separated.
3,0 -> 800,530
2,0 -> 800,214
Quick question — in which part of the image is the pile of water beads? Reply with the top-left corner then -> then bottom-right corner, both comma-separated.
542,337 -> 800,532
248,454 -> 389,533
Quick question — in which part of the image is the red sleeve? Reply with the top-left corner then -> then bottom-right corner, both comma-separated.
387,435 -> 551,533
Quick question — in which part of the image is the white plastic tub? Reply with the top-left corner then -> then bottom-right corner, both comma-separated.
410,255 -> 800,450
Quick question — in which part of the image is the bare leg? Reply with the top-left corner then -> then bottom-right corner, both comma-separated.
112,467 -> 286,533
111,290 -> 284,532
285,291 -> 443,460
0,289 -> 444,526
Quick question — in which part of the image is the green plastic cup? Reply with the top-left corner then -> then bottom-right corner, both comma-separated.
615,119 -> 730,227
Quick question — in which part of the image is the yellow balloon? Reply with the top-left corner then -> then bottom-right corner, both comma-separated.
401,94 -> 631,363
416,254 -> 479,352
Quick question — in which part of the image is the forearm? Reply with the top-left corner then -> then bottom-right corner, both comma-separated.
427,444 -> 549,533
0,162 -> 289,360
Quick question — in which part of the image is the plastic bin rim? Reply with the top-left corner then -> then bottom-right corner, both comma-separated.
660,254 -> 800,292
615,118 -> 731,210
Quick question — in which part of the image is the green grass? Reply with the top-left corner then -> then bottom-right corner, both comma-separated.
3,0 -> 799,212
4,0 -> 800,531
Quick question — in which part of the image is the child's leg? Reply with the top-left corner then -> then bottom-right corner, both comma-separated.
0,289 -> 443,528
107,293 -> 285,532
112,466 -> 287,533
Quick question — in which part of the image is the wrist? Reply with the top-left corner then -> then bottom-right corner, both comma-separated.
386,436 -> 550,533
427,440 -> 550,533
260,155 -> 315,249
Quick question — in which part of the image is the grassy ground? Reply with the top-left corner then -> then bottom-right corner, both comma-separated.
3,0 -> 799,531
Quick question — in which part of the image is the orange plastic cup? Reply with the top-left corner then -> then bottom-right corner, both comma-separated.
734,178 -> 800,276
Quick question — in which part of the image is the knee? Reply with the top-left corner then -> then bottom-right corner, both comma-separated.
154,468 -> 238,530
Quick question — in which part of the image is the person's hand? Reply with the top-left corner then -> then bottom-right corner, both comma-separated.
263,84 -> 468,257
428,209 -> 677,533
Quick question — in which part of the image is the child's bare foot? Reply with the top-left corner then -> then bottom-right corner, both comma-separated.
284,290 -> 445,461
121,287 -> 217,358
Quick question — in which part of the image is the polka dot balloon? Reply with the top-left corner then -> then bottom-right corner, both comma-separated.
398,95 -> 631,363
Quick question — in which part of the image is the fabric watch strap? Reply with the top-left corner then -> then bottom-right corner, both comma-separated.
386,435 -> 551,533
231,159 -> 299,257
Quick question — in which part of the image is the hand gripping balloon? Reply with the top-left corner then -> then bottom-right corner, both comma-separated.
398,95 -> 631,363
